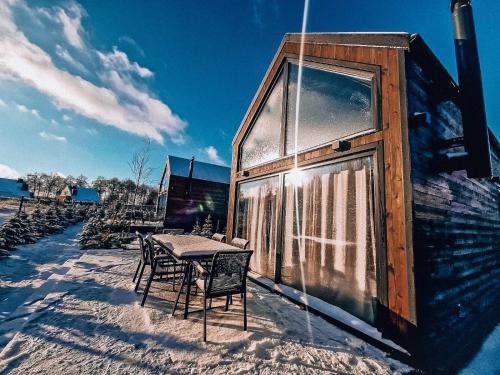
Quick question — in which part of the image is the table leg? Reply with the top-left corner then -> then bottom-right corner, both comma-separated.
183,263 -> 193,319
172,263 -> 189,316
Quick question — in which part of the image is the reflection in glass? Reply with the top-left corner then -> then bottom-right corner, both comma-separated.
286,63 -> 373,155
235,177 -> 279,279
240,72 -> 284,169
281,156 -> 377,323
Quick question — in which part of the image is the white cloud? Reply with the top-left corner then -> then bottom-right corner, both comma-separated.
0,1 -> 187,144
50,118 -> 59,125
98,46 -> 153,78
0,163 -> 21,179
15,103 -> 28,112
0,99 -> 6,107
62,114 -> 71,121
15,103 -> 40,118
84,128 -> 98,136
118,36 -> 145,57
55,44 -> 88,73
205,146 -> 225,165
56,2 -> 85,49
39,131 -> 67,142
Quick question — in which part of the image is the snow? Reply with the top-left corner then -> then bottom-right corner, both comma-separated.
0,206 -> 17,226
0,224 -> 85,322
249,271 -> 408,354
0,228 -> 414,374
458,324 -> 500,375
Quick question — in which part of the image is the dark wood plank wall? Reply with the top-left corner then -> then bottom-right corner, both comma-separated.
227,40 -> 416,327
164,175 -> 229,232
406,56 -> 500,371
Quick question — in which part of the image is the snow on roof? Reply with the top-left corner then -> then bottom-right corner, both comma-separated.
167,155 -> 230,184
0,178 -> 31,199
73,187 -> 100,203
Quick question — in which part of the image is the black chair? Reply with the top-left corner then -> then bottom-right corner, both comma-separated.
133,232 -> 149,290
140,236 -> 185,307
193,250 -> 253,342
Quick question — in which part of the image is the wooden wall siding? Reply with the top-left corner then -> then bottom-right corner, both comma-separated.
228,40 -> 416,326
406,57 -> 500,371
165,176 -> 229,232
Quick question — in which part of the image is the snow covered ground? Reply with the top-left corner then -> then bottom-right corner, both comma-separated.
458,324 -> 500,375
0,223 -> 85,322
0,229 -> 414,374
0,206 -> 17,226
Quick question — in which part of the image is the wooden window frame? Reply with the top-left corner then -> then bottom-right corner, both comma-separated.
238,55 -> 382,173
234,142 -> 388,308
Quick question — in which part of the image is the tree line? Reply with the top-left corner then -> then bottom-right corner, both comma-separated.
23,173 -> 158,207
23,138 -> 157,208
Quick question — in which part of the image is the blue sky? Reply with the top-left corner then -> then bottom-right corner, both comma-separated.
0,0 -> 499,183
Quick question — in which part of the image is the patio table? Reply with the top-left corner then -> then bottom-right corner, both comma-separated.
151,234 -> 241,318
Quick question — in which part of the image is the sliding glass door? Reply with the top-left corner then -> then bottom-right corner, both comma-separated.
281,156 -> 378,323
235,176 -> 279,279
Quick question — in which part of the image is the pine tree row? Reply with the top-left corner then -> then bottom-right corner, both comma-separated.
78,208 -> 133,249
0,205 -> 91,257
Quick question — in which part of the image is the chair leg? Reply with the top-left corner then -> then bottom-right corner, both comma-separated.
141,268 -> 155,307
132,260 -> 141,282
134,263 -> 146,292
203,294 -> 207,342
243,291 -> 247,331
225,295 -> 230,311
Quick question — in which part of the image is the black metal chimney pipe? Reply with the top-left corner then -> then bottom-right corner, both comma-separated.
451,0 -> 492,178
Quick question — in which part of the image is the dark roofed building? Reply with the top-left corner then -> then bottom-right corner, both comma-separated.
0,178 -> 32,199
156,155 -> 230,232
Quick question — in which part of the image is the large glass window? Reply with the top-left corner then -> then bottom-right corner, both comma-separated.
240,72 -> 284,170
281,156 -> 377,323
286,63 -> 374,155
235,176 -> 279,279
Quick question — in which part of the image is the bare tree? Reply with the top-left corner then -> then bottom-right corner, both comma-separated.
129,138 -> 153,208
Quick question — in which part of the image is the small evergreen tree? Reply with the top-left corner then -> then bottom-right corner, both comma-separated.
191,217 -> 201,236
200,214 -> 213,238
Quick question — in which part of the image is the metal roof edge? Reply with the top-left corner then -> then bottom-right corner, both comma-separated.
284,32 -> 411,49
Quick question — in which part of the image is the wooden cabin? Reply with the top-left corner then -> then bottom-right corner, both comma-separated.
156,155 -> 230,232
227,31 -> 499,372
58,186 -> 100,204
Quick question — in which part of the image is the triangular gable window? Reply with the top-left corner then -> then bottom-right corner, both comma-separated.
240,71 -> 284,170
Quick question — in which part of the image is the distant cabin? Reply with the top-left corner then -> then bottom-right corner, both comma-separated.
156,155 -> 230,232
58,186 -> 100,204
0,178 -> 32,199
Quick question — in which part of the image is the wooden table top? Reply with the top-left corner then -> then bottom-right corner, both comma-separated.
151,234 -> 240,260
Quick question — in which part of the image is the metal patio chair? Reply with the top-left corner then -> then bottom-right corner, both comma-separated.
192,250 -> 253,341
140,235 -> 185,306
133,232 -> 148,288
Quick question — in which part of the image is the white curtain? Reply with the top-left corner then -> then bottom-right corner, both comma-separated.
333,170 -> 349,274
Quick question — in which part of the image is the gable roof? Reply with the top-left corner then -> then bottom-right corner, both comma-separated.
166,155 -> 230,184
72,187 -> 100,203
0,178 -> 31,199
